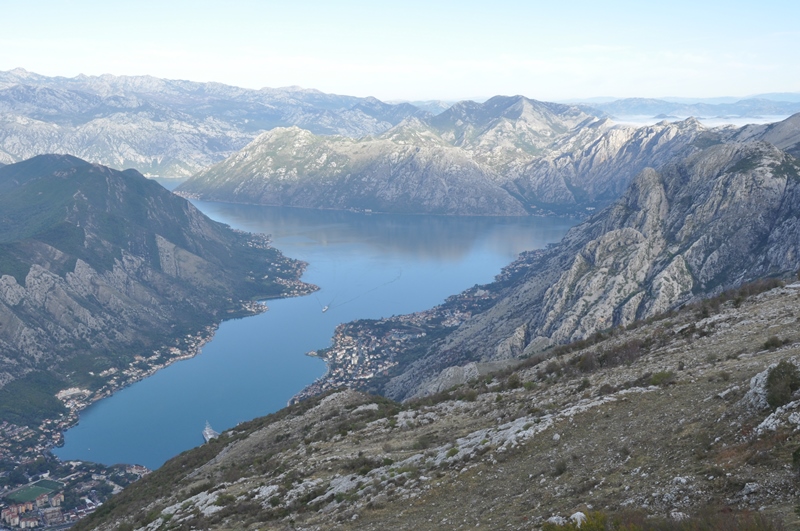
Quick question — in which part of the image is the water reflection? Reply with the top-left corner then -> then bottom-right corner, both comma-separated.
190,201 -> 574,262
55,191 -> 576,469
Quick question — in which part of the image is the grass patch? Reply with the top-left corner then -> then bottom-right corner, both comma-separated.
6,479 -> 62,503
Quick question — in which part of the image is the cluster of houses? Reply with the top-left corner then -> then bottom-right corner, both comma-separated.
1,492 -> 64,528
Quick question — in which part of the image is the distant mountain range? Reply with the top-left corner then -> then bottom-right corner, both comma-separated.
177,96 -> 609,215
1,69 -> 798,187
579,97 -> 800,118
180,95 -> 781,216
0,68 -> 429,176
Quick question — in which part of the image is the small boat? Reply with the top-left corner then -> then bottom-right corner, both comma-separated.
322,306 -> 329,313
202,421 -> 219,443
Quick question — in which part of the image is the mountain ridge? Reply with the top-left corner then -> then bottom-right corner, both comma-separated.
0,69 -> 430,176
74,278 -> 800,530
0,154 -> 313,426
179,110 -> 800,218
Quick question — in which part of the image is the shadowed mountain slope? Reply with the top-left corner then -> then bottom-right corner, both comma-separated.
0,155 -> 312,424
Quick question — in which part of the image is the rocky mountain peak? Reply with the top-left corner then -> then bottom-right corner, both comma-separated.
376,138 -> 800,401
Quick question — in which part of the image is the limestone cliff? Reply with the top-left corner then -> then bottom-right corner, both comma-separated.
383,141 -> 800,399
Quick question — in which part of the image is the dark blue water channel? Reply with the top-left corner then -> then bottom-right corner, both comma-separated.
55,195 -> 576,469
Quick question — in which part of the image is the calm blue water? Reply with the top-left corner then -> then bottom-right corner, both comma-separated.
55,198 -> 575,469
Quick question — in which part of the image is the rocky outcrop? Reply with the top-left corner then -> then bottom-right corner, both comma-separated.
382,141 -> 800,400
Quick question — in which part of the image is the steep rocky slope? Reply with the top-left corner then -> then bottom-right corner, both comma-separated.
512,117 -> 710,209
380,141 -> 800,400
179,103 -> 799,217
0,155 -> 313,423
76,282 -> 800,530
0,69 -> 428,176
176,122 -> 527,216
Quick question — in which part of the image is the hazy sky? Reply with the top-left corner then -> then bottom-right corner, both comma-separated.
2,0 -> 798,101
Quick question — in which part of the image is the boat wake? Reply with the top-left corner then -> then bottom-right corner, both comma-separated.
316,269 -> 402,313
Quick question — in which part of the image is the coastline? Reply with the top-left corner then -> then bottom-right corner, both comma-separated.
42,305 -> 261,459
33,249 -> 319,464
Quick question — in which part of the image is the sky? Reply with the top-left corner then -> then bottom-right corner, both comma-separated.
1,0 -> 799,101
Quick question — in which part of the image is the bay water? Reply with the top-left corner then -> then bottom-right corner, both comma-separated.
55,199 -> 575,469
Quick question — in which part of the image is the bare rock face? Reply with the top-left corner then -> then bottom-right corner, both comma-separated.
384,141 -> 800,400
514,118 -> 710,209
178,124 -> 529,216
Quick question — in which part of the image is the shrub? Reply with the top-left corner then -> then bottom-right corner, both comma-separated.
413,434 -> 434,450
650,371 -> 676,387
446,447 -> 459,458
505,374 -> 522,389
344,455 -> 381,475
552,460 -> 568,476
763,336 -> 783,350
766,360 -> 800,409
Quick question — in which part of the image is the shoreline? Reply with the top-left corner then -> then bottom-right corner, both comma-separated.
35,301 -> 267,463
37,257 -> 319,465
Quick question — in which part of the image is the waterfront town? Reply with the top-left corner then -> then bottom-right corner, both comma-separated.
291,248 -> 543,403
292,284 -> 499,402
0,229 -> 320,528
0,461 -> 150,528
0,233 -> 527,527
0,308 -> 261,527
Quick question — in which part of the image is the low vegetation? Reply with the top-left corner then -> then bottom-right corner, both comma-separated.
766,360 -> 800,409
542,510 -> 785,531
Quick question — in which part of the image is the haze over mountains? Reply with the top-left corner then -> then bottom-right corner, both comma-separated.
2,67 -> 800,528
578,97 -> 800,119
0,68 -> 428,177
